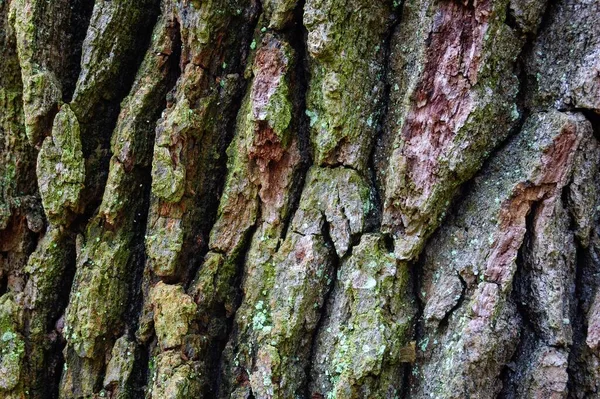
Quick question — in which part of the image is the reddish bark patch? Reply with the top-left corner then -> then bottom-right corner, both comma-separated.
248,122 -> 285,170
251,37 -> 288,122
485,125 -> 579,286
247,36 -> 300,223
395,0 -> 491,220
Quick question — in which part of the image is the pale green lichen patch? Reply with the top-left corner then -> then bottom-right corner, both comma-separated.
103,336 -> 137,389
36,104 -> 85,225
0,294 -> 25,392
150,282 -> 197,350
24,227 -> 72,339
10,0 -> 63,145
310,234 -> 415,397
149,101 -> 189,203
0,84 -> 28,231
191,252 -> 233,315
21,70 -> 62,145
149,351 -> 202,399
98,159 -> 133,225
64,230 -> 132,358
304,0 -> 393,170
146,216 -> 184,277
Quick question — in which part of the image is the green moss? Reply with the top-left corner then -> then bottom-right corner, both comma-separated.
149,351 -> 202,399
264,73 -> 293,143
304,0 -> 393,170
64,226 -> 134,358
150,282 -> 197,350
22,71 -> 62,145
146,216 -> 185,277
36,104 -> 85,225
316,234 -> 414,397
0,294 -> 25,392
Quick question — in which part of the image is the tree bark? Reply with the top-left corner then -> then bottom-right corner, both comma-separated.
0,0 -> 599,398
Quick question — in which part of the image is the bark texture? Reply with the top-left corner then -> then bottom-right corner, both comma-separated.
1,0 -> 599,398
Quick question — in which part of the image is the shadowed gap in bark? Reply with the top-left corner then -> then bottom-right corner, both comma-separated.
34,235 -> 77,399
120,25 -> 184,399
305,217 -> 343,398
499,199 -> 542,398
367,2 -> 403,229
566,229 -> 599,396
71,2 -> 162,232
182,2 -> 263,289
274,0 -> 312,246
60,0 -> 95,103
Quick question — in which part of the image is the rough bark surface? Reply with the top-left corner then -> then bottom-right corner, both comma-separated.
0,0 -> 599,398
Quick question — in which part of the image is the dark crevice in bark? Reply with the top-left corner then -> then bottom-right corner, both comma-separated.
566,228 -> 586,389
209,9 -> 313,393
573,108 -> 600,140
565,176 -> 600,397
76,10 -> 183,397
437,271 -> 467,332
499,199 -> 545,398
0,268 -> 7,296
23,234 -> 78,399
274,0 -> 311,246
183,2 -> 262,289
125,16 -> 183,340
46,239 -> 78,399
497,325 -> 537,399
73,5 -> 162,234
514,200 -> 552,344
61,0 -> 95,103
504,4 -> 519,32
403,257 -> 425,399
183,3 -> 265,395
305,217 -> 342,398
367,3 -> 403,230
566,231 -> 597,397
210,220 -> 261,397
122,82 -> 183,399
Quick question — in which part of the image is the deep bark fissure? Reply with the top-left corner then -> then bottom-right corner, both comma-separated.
305,217 -> 343,398
73,3 -> 162,230
125,20 -> 183,338
401,256 -> 424,399
183,8 -> 263,289
366,2 -> 403,228
269,0 -> 312,246
566,229 -> 598,396
59,0 -> 95,103
498,199 -> 544,398
26,235 -> 77,399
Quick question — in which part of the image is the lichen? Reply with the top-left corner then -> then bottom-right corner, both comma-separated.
0,294 -> 25,392
150,282 -> 197,350
304,0 -> 393,170
36,104 -> 85,225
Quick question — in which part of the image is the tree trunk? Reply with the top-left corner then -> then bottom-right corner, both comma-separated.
1,0 -> 599,397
